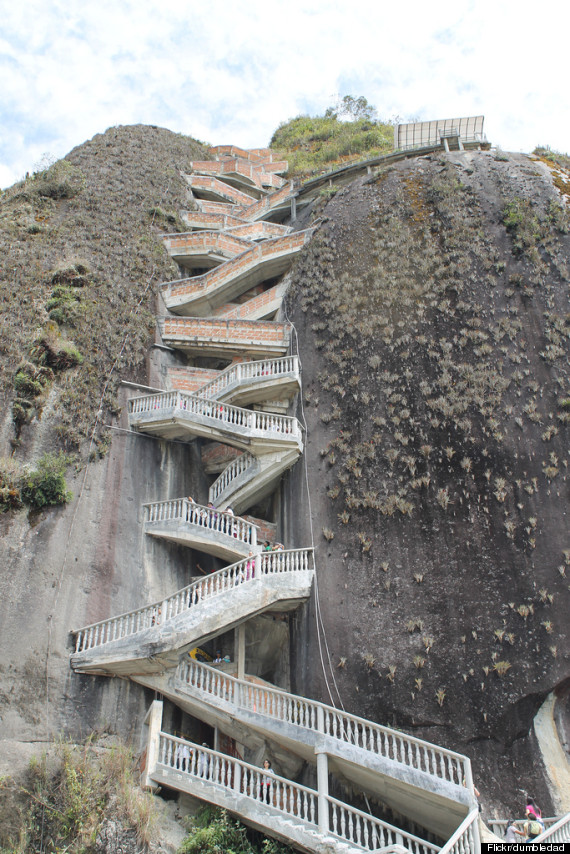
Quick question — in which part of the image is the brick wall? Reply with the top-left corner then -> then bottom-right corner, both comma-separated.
201,443 -> 242,471
167,366 -> 220,393
162,231 -> 310,303
188,175 -> 254,206
161,317 -> 290,350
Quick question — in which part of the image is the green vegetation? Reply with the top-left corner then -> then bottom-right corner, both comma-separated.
269,96 -> 393,178
502,197 -> 544,258
178,806 -> 294,854
0,740 -> 157,853
533,146 -> 570,169
19,452 -> 72,510
533,146 -> 570,201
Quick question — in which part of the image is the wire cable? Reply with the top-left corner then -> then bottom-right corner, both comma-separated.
282,300 -> 345,711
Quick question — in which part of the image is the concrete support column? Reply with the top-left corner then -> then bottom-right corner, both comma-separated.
315,747 -> 329,834
140,700 -> 163,790
291,196 -> 297,222
235,623 -> 246,680
214,726 -> 220,752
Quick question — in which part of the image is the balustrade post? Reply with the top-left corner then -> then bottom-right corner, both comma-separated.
315,747 -> 329,834
233,761 -> 241,793
317,704 -> 325,734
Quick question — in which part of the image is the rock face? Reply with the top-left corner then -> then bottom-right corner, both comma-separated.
0,130 -> 568,829
284,150 -> 569,814
0,125 -> 209,756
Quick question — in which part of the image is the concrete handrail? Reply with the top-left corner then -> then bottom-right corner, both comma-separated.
197,356 -> 299,400
209,452 -> 258,504
153,732 -> 439,854
176,659 -> 471,789
163,230 -> 253,256
157,732 -> 317,824
327,794 -> 440,854
237,180 -> 297,220
159,229 -> 312,302
534,813 -> 570,843
487,817 -> 559,838
143,498 -> 259,548
73,549 -> 314,653
128,390 -> 302,440
437,809 -> 479,854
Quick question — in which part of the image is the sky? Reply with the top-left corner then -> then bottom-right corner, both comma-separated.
1,0 -> 569,188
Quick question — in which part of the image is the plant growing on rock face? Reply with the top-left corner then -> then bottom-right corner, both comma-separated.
435,688 -> 446,707
357,532 -> 372,552
19,452 -> 72,510
322,527 -> 334,541
493,661 -> 512,677
0,458 -> 23,512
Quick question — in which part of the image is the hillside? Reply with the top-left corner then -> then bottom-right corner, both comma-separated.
0,125 -> 569,850
0,125 -> 205,460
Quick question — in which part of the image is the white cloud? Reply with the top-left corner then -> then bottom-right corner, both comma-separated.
1,0 -> 569,187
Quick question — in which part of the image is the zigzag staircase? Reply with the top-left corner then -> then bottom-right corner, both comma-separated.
71,145 -> 481,853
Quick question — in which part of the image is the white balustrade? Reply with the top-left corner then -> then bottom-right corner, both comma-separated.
128,391 -> 301,441
327,795 -> 440,854
534,814 -> 570,844
154,733 -> 439,854
157,733 -> 317,824
175,659 -> 470,789
73,549 -> 314,654
197,356 -> 299,400
437,809 -> 479,854
488,817 -> 559,839
209,453 -> 258,504
143,498 -> 258,548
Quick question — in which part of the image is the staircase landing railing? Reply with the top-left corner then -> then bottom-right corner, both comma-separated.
153,732 -> 440,854
175,659 -> 471,790
209,452 -> 259,505
197,356 -> 299,401
128,390 -> 302,444
437,809 -> 479,854
535,813 -> 570,844
144,499 -> 258,549
73,549 -> 314,654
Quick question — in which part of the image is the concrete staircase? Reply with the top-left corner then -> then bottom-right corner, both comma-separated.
71,548 -> 315,676
160,229 -> 313,316
71,145 -> 482,854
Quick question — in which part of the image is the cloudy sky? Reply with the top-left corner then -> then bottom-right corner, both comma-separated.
1,0 -> 569,188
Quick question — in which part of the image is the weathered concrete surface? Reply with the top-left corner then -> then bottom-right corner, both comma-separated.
152,670 -> 471,838
71,570 -> 314,675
